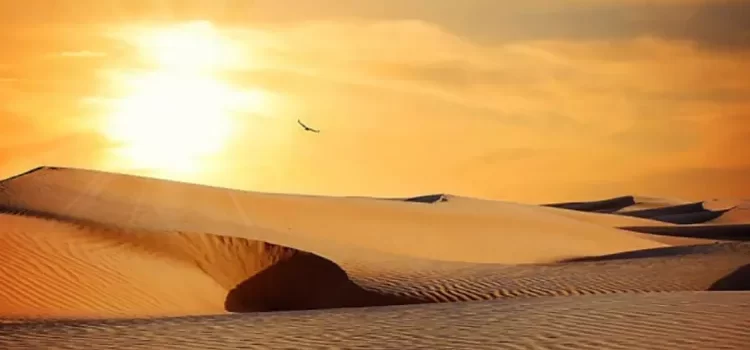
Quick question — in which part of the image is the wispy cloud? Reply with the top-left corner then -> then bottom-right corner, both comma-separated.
213,18 -> 750,197
4,1 -> 748,50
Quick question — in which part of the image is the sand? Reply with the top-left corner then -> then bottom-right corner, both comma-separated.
0,167 -> 667,263
0,166 -> 749,349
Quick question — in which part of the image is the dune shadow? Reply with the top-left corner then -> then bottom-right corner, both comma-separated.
648,208 -> 733,224
542,196 -> 636,213
225,251 -> 418,312
709,264 -> 750,291
621,202 -> 705,218
621,224 -> 750,241
393,194 -> 448,204
365,194 -> 449,204
542,197 -> 733,224
559,243 -> 732,262
617,202 -> 733,224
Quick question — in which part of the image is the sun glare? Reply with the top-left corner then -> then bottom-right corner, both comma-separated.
135,21 -> 239,72
103,21 -> 265,177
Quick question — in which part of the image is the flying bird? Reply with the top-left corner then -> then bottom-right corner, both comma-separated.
297,119 -> 320,133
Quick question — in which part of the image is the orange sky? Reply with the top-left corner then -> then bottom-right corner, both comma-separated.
1,0 -> 749,202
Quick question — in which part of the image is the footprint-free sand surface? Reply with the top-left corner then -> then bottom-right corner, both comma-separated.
0,167 -> 748,349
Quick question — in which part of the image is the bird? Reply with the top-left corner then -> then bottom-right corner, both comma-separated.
298,119 -> 320,133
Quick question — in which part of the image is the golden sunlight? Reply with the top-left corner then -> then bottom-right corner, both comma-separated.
102,21 -> 267,177
134,21 -> 241,73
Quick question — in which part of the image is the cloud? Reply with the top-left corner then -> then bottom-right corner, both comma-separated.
254,21 -> 750,126
3,1 -> 748,51
445,1 -> 750,51
244,0 -> 750,51
2,11 -> 748,200
233,19 -> 750,198
218,20 -> 749,149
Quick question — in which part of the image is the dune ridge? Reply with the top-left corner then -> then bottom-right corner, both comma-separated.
0,167 -> 668,264
1,167 -> 750,349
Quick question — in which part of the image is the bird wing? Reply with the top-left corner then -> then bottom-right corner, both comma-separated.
298,119 -> 320,132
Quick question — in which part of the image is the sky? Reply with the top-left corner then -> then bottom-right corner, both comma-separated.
1,0 -> 749,202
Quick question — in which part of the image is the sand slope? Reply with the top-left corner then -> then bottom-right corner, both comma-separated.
0,214 -> 228,318
709,201 -> 750,225
1,210 -> 748,317
0,167 -> 666,263
1,167 -> 749,349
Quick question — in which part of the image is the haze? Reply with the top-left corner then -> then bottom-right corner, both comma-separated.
1,0 -> 749,202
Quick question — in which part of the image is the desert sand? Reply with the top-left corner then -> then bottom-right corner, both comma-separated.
0,166 -> 748,349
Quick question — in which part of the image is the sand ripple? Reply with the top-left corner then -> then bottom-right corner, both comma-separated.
0,167 -> 748,349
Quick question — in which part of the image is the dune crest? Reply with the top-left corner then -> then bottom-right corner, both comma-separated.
0,167 -> 666,264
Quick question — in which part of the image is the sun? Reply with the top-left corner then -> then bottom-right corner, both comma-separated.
102,21 -> 266,177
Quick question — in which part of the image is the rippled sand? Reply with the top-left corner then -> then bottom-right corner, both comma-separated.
1,167 -> 748,349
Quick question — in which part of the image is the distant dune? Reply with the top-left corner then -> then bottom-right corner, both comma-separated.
543,195 -> 637,212
622,201 -> 707,217
622,224 -> 750,242
1,167 -> 749,349
545,196 -> 737,224
385,193 -> 449,203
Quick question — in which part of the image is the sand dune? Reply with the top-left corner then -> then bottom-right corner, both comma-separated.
622,202 -> 707,218
1,166 -> 750,349
543,195 -> 637,213
385,193 -> 449,203
545,196 -> 738,225
1,209 -> 748,317
622,224 -> 750,241
625,196 -> 695,211
708,202 -> 750,225
0,213 -> 228,318
0,167 -> 665,264
618,202 -> 735,224
649,208 -> 734,224
3,292 -> 750,350
406,193 -> 681,229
